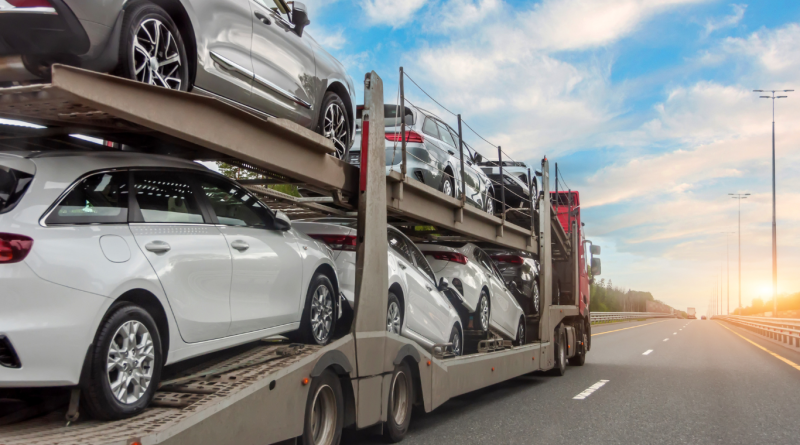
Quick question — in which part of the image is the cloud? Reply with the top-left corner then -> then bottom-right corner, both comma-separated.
703,4 -> 746,36
721,23 -> 800,75
310,28 -> 346,50
427,0 -> 502,31
361,0 -> 427,27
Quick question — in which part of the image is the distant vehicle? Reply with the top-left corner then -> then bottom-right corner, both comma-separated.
0,150 -> 341,419
687,307 -> 697,319
0,0 -> 356,158
293,218 -> 465,355
417,242 -> 526,344
701,315 -> 707,320
350,103 -> 496,213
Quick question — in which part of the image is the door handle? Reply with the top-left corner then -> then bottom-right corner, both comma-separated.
145,241 -> 171,253
426,285 -> 433,292
399,263 -> 407,270
231,240 -> 250,251
254,12 -> 272,25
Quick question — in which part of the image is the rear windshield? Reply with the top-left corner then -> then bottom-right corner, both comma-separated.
0,164 -> 34,214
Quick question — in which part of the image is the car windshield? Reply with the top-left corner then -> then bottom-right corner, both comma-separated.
0,162 -> 34,214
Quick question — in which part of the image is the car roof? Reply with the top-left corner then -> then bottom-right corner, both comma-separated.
1,149 -> 208,171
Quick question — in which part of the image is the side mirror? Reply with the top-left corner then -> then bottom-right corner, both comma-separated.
291,2 -> 310,37
438,277 -> 450,292
591,258 -> 601,276
273,210 -> 292,231
590,245 -> 601,255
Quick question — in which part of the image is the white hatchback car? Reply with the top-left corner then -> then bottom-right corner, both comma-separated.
0,150 -> 340,419
293,219 -> 465,355
418,242 -> 526,344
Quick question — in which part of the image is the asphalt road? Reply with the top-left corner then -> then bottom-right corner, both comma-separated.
345,319 -> 800,444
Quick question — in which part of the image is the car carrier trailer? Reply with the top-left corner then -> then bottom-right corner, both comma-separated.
0,66 -> 592,445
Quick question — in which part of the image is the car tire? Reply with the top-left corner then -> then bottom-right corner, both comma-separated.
513,317 -> 526,346
387,292 -> 403,335
531,282 -> 540,314
317,91 -> 351,160
474,291 -> 490,332
441,173 -> 455,198
449,325 -> 463,356
296,273 -> 337,345
568,323 -> 587,366
550,327 -> 566,376
384,361 -> 413,443
81,302 -> 163,420
301,369 -> 344,445
485,190 -> 495,214
117,1 -> 190,91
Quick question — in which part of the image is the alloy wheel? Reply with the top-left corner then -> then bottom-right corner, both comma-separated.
442,178 -> 453,197
323,103 -> 349,159
518,322 -> 525,345
391,371 -> 410,425
387,301 -> 402,334
486,195 -> 494,214
450,329 -> 462,356
479,297 -> 489,331
533,285 -> 540,313
310,384 -> 337,445
311,285 -> 334,343
132,18 -> 183,90
106,320 -> 155,404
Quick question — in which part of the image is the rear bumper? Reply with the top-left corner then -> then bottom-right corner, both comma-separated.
0,262 -> 111,387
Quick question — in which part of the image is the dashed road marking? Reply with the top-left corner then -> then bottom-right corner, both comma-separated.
673,332 -> 677,335
663,338 -> 669,342
573,380 -> 609,400
642,349 -> 653,355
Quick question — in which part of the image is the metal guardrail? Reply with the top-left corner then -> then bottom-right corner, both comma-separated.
713,315 -> 800,349
590,312 -> 676,323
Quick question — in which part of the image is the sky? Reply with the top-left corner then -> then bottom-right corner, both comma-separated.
304,0 -> 800,313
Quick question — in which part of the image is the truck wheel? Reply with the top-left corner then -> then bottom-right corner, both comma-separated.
568,324 -> 587,366
475,291 -> 490,332
384,361 -> 413,442
118,1 -> 190,91
302,370 -> 344,445
550,328 -> 566,376
513,317 -> 526,346
294,274 -> 337,345
81,303 -> 162,420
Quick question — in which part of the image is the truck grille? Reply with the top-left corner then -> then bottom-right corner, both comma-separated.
0,336 -> 21,368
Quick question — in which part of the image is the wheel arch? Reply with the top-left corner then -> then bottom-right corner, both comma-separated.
113,288 -> 171,364
313,262 -> 340,296
325,81 -> 354,145
389,281 -> 405,314
143,0 -> 198,85
310,351 -> 356,428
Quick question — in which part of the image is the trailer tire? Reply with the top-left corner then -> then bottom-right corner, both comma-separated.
81,302 -> 162,420
568,323 -> 587,366
550,327 -> 566,376
384,361 -> 413,443
301,369 -> 344,445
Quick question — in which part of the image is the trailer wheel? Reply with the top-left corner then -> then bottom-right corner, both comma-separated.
302,370 -> 344,445
384,361 -> 413,442
550,327 -> 566,376
568,324 -> 587,366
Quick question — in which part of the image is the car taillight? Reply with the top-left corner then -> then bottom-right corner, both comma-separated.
6,0 -> 53,7
385,131 -> 424,143
491,254 -> 523,265
423,251 -> 468,265
309,234 -> 357,251
0,233 -> 34,264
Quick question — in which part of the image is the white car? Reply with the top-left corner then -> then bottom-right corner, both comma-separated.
293,219 -> 465,355
418,242 -> 526,344
0,150 -> 340,420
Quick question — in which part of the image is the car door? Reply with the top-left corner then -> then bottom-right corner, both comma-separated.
407,237 -> 454,344
194,173 -> 304,336
388,229 -> 437,343
247,0 -> 317,127
129,170 -> 233,343
186,0 -> 254,106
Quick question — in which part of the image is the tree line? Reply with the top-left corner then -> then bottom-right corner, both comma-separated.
734,292 -> 800,316
589,278 -> 685,316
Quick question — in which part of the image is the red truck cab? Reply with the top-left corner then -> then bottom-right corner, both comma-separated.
551,191 -> 591,317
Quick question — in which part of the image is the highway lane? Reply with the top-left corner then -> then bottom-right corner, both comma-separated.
347,318 -> 800,444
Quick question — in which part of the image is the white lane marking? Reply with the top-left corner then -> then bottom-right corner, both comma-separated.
663,338 -> 669,342
673,332 -> 677,335
643,349 -> 653,355
573,380 -> 609,400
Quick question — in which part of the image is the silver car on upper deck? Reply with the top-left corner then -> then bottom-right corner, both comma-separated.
0,0 -> 355,158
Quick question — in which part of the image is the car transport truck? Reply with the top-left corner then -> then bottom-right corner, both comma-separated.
0,66 -> 600,445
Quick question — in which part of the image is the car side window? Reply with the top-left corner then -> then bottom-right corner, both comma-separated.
422,118 -> 440,139
132,171 -> 204,224
474,248 -> 494,273
195,175 -> 271,228
388,229 -> 414,263
45,171 -> 129,225
407,240 -> 437,284
437,122 -> 457,147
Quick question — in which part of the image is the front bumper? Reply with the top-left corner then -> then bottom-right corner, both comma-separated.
0,262 -> 111,387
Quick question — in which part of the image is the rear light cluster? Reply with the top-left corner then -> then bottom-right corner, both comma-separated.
0,233 -> 34,264
309,234 -> 356,251
385,131 -> 424,143
7,0 -> 52,7
491,254 -> 524,265
423,251 -> 468,265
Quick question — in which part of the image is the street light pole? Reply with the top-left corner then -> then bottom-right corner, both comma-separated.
754,89 -> 792,317
729,193 -> 750,313
721,232 -> 734,315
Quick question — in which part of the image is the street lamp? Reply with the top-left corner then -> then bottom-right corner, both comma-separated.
729,193 -> 749,313
721,231 -> 735,315
754,89 -> 792,317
